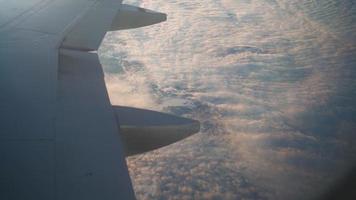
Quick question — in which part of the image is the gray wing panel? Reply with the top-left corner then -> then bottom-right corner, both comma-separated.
0,0 -> 47,28
56,49 -> 135,200
0,29 -> 58,139
61,0 -> 122,51
0,28 -> 59,200
0,29 -> 58,199
0,0 -> 134,199
0,140 -> 55,200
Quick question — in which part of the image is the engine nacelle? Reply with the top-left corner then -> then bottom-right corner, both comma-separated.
113,106 -> 200,156
110,4 -> 167,31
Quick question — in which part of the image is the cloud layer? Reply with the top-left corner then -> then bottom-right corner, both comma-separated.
99,0 -> 356,199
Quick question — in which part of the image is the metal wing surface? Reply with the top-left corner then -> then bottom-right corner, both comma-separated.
0,0 -> 135,199
0,0 -> 199,199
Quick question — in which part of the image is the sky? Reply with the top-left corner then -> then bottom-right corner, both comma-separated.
99,0 -> 356,199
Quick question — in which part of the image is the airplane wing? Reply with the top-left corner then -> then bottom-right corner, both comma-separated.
0,0 -> 199,199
